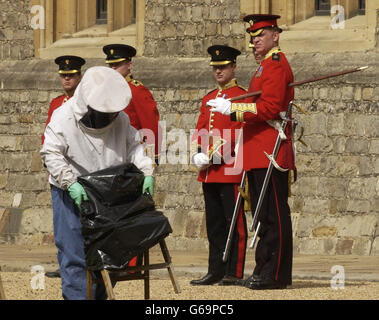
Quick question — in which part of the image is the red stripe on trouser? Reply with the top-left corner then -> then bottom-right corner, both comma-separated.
128,256 -> 137,267
271,176 -> 282,281
234,184 -> 246,278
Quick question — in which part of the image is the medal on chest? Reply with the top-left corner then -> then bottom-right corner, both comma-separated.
256,65 -> 263,78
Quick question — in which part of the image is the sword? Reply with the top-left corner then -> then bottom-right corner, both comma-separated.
249,101 -> 294,249
222,170 -> 247,262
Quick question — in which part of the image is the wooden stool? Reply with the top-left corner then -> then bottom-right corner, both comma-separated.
86,239 -> 181,300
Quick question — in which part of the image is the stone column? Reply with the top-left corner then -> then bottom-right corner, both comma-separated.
365,0 -> 378,46
107,0 -> 114,33
240,0 -> 255,14
287,0 -> 296,25
241,0 -> 270,14
77,0 -> 90,31
32,0 -> 53,56
261,0 -> 270,14
45,0 -> 54,46
136,0 -> 145,55
68,0 -> 78,34
31,0 -> 41,57
125,0 -> 134,26
294,0 -> 315,24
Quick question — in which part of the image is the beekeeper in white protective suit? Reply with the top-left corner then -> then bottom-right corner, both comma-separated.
40,66 -> 154,300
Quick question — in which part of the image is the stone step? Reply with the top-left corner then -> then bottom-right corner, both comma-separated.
279,15 -> 372,53
38,24 -> 137,60
285,15 -> 367,31
39,36 -> 137,60
281,31 -> 372,53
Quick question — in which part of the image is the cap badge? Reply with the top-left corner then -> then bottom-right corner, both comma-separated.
65,59 -> 69,65
216,50 -> 220,56
110,49 -> 114,55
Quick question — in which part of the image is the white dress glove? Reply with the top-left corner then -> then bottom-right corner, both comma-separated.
193,152 -> 210,170
207,97 -> 232,115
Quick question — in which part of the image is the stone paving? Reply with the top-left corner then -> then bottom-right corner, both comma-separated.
1,244 -> 378,282
1,245 -> 379,300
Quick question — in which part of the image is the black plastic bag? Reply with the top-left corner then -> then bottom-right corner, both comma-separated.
78,163 -> 172,271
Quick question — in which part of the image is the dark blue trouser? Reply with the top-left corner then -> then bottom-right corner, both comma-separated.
202,183 -> 247,279
51,185 -> 107,300
247,168 -> 293,285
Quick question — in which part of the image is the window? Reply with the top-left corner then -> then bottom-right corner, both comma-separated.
358,0 -> 366,15
315,0 -> 331,16
96,0 -> 108,24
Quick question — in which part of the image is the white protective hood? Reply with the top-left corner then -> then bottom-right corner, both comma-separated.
41,66 -> 153,189
72,66 -> 132,121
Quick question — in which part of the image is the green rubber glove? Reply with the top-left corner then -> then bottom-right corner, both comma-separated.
68,182 -> 88,208
142,176 -> 154,197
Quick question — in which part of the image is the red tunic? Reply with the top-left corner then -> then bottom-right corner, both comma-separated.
124,75 -> 161,161
236,48 -> 295,171
41,94 -> 70,144
193,80 -> 247,183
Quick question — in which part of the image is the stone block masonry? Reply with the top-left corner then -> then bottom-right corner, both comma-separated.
287,52 -> 379,256
144,0 -> 246,57
0,0 -> 34,60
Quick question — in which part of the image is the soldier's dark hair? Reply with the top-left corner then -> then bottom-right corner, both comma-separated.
264,26 -> 281,33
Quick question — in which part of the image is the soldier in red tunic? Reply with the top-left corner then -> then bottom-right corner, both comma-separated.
190,45 -> 248,286
208,15 -> 295,290
103,44 -> 160,269
43,55 -> 85,278
41,55 -> 85,145
103,44 -> 161,165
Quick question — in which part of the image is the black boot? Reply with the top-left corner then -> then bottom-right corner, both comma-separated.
45,269 -> 61,278
244,275 -> 287,290
218,275 -> 241,286
190,273 -> 224,286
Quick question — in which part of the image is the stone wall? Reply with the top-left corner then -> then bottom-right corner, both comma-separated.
288,53 -> 379,256
0,0 -> 378,256
0,60 -> 57,245
144,0 -> 246,57
0,0 -> 34,60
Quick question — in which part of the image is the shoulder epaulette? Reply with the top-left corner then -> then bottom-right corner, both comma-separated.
272,52 -> 281,61
51,94 -> 66,103
206,88 -> 218,96
130,79 -> 144,87
237,85 -> 248,92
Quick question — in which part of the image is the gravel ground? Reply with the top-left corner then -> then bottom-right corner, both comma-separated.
1,272 -> 379,300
